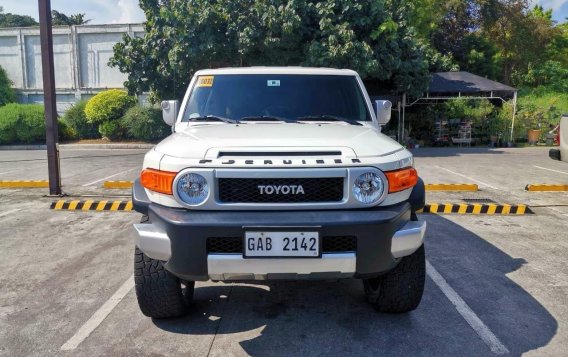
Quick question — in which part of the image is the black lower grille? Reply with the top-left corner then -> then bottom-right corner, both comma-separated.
207,236 -> 356,254
218,177 -> 343,203
207,237 -> 242,254
322,236 -> 357,252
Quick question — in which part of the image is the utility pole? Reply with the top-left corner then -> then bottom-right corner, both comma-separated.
38,0 -> 62,195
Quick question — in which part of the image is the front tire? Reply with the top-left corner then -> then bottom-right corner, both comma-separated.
134,216 -> 194,318
134,247 -> 194,318
363,245 -> 425,313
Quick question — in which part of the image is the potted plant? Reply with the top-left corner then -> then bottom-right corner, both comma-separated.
526,111 -> 543,145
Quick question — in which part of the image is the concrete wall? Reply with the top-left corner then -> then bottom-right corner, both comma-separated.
0,24 -> 144,112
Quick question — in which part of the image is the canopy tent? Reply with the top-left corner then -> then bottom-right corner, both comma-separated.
400,71 -> 518,143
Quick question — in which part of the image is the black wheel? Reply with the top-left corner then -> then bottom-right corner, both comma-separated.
134,215 -> 194,318
363,245 -> 425,313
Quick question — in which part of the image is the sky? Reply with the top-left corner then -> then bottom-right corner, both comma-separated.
1,0 -> 567,24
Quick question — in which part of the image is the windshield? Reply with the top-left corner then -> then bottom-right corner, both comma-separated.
182,74 -> 372,123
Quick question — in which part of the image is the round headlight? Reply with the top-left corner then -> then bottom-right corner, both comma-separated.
176,173 -> 209,205
352,172 -> 384,204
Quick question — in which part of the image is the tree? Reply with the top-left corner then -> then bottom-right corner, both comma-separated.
0,7 -> 38,27
110,0 -> 433,101
546,22 -> 568,67
51,10 -> 90,26
406,0 -> 446,40
430,0 -> 481,57
481,1 -> 560,84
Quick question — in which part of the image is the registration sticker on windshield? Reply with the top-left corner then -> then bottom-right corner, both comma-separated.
197,76 -> 214,87
267,80 -> 280,87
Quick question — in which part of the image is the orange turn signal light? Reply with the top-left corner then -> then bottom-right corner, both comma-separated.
385,167 -> 418,193
140,168 -> 177,195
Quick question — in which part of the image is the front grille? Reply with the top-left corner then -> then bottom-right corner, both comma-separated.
207,236 -> 356,254
218,177 -> 343,203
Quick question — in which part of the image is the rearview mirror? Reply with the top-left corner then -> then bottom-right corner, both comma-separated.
161,100 -> 179,126
374,100 -> 392,126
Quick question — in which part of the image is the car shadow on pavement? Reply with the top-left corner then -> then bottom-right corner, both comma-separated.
153,215 -> 557,356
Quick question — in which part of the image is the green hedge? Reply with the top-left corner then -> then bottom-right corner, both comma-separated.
99,120 -> 127,141
85,89 -> 137,125
122,106 -> 170,142
63,100 -> 99,139
0,103 -> 74,144
0,65 -> 17,107
84,89 -> 137,140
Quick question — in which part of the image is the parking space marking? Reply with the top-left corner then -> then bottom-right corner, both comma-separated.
0,208 -> 21,218
60,276 -> 134,351
543,206 -> 568,216
82,169 -> 136,187
534,165 -> 568,176
426,261 -> 509,355
434,166 -> 500,190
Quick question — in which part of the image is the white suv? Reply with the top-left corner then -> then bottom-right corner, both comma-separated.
550,114 -> 567,162
131,67 -> 426,318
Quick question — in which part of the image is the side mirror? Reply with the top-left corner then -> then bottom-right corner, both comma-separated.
161,100 -> 179,126
374,100 -> 392,126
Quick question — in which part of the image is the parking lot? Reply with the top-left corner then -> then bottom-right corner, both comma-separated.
1,146 -> 567,356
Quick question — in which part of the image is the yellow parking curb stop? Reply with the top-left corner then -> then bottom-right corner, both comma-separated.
425,184 -> 479,191
418,203 -> 531,215
0,180 -> 49,188
50,200 -> 133,211
525,184 -> 568,192
103,181 -> 134,189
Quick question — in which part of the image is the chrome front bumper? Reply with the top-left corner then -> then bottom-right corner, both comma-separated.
133,219 -> 426,280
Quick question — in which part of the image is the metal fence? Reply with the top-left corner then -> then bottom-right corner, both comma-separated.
0,23 -> 144,112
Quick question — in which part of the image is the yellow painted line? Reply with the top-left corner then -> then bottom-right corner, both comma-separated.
458,204 -> 468,214
103,181 -> 133,189
425,184 -> 479,191
110,201 -> 121,211
0,180 -> 49,188
486,205 -> 497,215
124,201 -> 133,211
516,205 -> 526,215
525,184 -> 568,192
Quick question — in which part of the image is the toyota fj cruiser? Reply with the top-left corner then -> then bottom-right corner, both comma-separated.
132,67 -> 427,318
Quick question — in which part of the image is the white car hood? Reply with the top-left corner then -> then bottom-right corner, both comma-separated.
155,123 -> 403,159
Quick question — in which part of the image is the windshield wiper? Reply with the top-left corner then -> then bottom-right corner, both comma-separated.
240,115 -> 297,123
296,115 -> 363,126
189,115 -> 239,124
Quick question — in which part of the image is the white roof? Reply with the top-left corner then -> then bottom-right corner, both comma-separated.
194,66 -> 358,76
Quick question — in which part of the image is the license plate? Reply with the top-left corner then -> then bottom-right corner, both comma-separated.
244,230 -> 320,258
